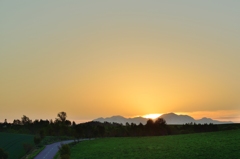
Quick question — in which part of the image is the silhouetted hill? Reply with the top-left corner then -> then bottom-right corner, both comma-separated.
196,117 -> 231,124
94,115 -> 147,125
160,113 -> 195,124
93,113 -> 233,125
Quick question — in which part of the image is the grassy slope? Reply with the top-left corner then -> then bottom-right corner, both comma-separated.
71,129 -> 240,159
0,132 -> 34,159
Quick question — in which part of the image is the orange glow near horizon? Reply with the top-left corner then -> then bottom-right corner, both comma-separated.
142,114 -> 162,119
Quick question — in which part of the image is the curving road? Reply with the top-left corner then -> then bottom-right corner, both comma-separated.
34,139 -> 89,159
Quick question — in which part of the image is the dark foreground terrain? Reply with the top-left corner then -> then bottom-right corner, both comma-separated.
0,133 -> 34,159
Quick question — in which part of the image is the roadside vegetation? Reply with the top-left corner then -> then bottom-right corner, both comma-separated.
54,141 -> 79,159
24,136 -> 73,159
0,132 -> 73,159
71,129 -> 240,159
25,146 -> 45,159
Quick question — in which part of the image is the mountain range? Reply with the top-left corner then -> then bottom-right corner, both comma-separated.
93,113 -> 233,125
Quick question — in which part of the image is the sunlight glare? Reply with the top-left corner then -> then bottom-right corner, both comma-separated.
143,114 -> 162,119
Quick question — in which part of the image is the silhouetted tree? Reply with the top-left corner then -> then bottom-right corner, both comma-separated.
56,112 -> 67,123
13,119 -> 21,125
21,115 -> 32,125
49,119 -> 54,124
154,117 -> 168,135
72,121 -> 76,126
65,120 -> 71,126
154,117 -> 166,126
146,119 -> 155,136
146,119 -> 154,126
33,119 -> 39,124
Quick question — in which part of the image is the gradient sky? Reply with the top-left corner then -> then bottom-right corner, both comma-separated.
1,1 -> 240,123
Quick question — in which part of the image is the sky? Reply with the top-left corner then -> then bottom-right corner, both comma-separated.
0,1 -> 240,123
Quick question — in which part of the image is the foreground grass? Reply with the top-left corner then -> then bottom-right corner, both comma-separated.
0,132 -> 34,159
71,129 -> 240,159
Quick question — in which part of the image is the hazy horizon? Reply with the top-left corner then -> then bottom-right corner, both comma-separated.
1,111 -> 238,125
1,1 -> 240,123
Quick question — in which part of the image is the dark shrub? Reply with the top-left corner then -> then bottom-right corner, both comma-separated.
58,144 -> 71,158
34,135 -> 41,145
22,143 -> 34,153
0,148 -> 8,159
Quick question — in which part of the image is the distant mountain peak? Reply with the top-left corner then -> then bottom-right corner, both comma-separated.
166,112 -> 177,115
109,115 -> 125,119
111,115 -> 123,117
93,113 -> 232,125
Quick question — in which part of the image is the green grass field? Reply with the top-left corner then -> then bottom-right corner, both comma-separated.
71,129 -> 240,159
0,132 -> 34,159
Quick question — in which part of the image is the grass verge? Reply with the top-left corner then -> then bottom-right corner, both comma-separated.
24,146 -> 45,159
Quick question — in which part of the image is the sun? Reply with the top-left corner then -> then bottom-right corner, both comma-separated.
142,114 -> 162,119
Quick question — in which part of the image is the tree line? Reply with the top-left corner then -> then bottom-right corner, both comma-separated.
1,112 -> 239,138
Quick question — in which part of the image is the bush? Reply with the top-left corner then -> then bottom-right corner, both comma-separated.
61,154 -> 70,159
39,130 -> 45,140
34,135 -> 41,145
58,144 -> 70,158
22,143 -> 34,153
0,148 -> 8,159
